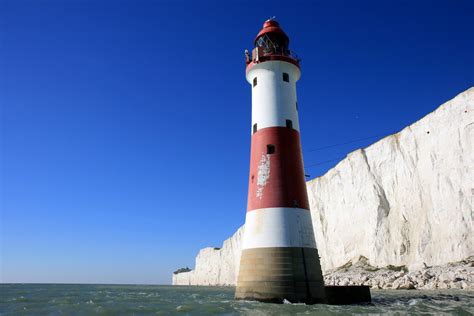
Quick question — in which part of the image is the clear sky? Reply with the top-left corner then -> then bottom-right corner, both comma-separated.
1,0 -> 473,284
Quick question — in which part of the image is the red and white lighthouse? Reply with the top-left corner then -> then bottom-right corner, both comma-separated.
235,19 -> 326,304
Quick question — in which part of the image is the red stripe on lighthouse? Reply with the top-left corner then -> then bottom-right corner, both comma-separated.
247,126 -> 309,211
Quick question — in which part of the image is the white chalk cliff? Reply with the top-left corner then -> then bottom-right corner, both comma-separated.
173,87 -> 474,288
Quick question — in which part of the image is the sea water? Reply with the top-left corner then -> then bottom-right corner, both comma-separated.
1,284 -> 473,315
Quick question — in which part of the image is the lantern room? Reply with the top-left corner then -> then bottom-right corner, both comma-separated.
245,18 -> 300,69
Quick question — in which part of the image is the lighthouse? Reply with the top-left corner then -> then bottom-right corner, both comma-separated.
235,19 -> 327,304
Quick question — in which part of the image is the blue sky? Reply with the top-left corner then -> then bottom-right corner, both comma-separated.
1,0 -> 472,284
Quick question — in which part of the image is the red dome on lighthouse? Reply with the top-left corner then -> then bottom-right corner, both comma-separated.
254,19 -> 289,46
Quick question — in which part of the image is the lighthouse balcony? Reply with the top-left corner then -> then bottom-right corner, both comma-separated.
246,46 -> 300,68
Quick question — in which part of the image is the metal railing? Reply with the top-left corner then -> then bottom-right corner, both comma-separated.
249,47 -> 300,63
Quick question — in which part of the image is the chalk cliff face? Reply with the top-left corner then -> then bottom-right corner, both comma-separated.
173,87 -> 474,287
309,87 -> 473,272
173,227 -> 244,286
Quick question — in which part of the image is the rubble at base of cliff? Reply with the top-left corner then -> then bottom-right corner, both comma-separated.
323,256 -> 473,290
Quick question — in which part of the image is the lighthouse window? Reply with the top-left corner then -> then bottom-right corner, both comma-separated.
267,144 -> 275,155
283,72 -> 289,82
286,119 -> 293,129
253,77 -> 257,87
253,123 -> 257,134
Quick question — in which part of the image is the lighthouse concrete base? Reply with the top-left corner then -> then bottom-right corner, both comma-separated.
235,247 -> 326,304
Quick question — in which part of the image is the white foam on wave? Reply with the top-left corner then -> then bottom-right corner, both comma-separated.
408,299 -> 420,306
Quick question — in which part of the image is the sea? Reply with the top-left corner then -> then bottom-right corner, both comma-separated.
1,284 -> 473,315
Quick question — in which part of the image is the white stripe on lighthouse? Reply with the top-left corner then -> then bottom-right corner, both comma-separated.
247,61 -> 301,132
242,207 -> 317,250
